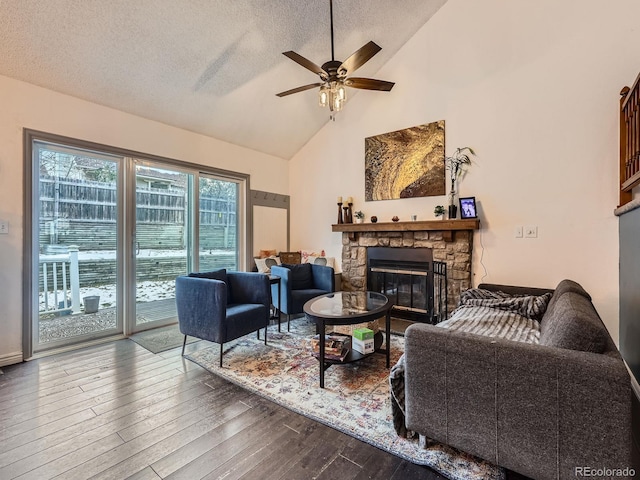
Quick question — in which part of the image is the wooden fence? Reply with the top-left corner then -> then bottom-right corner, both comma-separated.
39,177 -> 237,250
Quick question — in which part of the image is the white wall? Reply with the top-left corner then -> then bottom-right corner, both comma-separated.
0,74 -> 288,365
289,0 -> 640,345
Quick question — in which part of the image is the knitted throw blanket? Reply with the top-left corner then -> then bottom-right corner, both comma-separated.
389,289 -> 551,437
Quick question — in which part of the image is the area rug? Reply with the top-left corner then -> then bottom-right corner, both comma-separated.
130,324 -> 199,354
185,318 -> 504,480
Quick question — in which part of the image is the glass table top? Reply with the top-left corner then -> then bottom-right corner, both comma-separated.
305,291 -> 389,319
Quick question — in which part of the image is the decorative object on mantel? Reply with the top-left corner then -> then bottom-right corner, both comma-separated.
338,195 -> 354,223
459,196 -> 478,219
391,216 -> 399,222
434,205 -> 446,219
354,210 -> 365,223
370,216 -> 378,223
411,214 -> 417,221
445,146 -> 476,219
346,197 -> 353,223
365,121 -> 445,201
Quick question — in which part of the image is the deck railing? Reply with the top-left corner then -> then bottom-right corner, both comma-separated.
620,71 -> 640,206
40,246 -> 80,314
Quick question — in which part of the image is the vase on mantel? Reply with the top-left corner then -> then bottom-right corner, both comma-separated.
448,204 -> 458,219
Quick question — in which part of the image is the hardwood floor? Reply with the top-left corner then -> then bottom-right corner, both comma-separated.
0,338 -> 529,480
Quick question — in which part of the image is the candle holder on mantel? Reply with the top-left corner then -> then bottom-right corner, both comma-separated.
343,205 -> 350,224
346,202 -> 353,223
337,202 -> 344,224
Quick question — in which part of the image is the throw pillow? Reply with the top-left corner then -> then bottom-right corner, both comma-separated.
188,269 -> 231,303
282,263 -> 314,290
306,255 -> 335,270
255,256 -> 281,273
259,249 -> 277,258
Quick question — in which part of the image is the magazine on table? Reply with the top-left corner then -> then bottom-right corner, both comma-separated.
311,333 -> 351,361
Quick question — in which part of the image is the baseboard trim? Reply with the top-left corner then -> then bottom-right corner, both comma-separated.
0,351 -> 24,367
26,334 -> 127,361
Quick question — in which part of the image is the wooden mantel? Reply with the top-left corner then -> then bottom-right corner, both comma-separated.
332,219 -> 480,242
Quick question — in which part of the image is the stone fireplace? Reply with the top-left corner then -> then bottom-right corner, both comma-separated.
333,220 -> 478,318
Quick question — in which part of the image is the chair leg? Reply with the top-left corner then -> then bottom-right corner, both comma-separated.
287,314 -> 291,332
181,335 -> 187,356
219,343 -> 223,368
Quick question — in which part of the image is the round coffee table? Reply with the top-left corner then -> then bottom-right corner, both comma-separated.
303,291 -> 392,388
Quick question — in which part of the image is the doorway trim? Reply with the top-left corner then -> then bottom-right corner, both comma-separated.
23,129 -> 250,359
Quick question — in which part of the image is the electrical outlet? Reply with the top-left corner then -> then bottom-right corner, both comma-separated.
0,220 -> 8,235
524,225 -> 538,238
515,226 -> 523,238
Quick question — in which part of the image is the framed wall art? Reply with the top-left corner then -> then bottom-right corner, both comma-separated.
364,120 -> 445,201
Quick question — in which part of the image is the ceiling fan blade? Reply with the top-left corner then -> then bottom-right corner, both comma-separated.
339,41 -> 382,75
344,77 -> 395,91
282,51 -> 327,77
276,83 -> 323,97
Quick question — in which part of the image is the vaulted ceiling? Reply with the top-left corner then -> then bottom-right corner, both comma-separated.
0,0 -> 446,159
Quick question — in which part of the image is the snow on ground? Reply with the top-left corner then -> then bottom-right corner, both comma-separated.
38,248 -> 234,313
40,279 -> 175,312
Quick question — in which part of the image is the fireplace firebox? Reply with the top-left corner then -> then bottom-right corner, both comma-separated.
366,247 -> 447,324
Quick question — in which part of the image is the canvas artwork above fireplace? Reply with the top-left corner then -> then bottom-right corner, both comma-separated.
364,120 -> 445,201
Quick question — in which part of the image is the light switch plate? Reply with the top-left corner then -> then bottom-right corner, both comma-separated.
0,220 -> 8,234
524,225 -> 537,238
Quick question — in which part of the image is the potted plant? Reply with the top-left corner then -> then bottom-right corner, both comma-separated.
434,205 -> 446,219
354,210 -> 365,223
445,147 -> 476,219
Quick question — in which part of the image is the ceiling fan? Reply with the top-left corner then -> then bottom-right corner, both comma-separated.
276,0 -> 395,119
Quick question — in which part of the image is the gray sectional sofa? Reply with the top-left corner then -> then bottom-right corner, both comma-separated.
402,280 -> 634,480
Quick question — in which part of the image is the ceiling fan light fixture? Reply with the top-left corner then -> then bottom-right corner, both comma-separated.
276,0 -> 394,119
332,92 -> 343,112
336,82 -> 347,102
318,85 -> 329,107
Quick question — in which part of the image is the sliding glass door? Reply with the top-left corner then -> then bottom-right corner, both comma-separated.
132,162 -> 193,331
27,132 -> 248,354
32,140 -> 123,350
198,174 -> 240,271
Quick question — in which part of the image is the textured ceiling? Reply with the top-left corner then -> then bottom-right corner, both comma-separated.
0,0 -> 446,159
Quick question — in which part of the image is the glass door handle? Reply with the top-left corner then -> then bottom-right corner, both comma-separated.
135,241 -> 140,255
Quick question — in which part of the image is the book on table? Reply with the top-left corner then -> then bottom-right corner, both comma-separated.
311,333 -> 351,361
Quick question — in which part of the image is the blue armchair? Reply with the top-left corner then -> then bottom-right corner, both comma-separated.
270,263 -> 335,331
175,269 -> 271,367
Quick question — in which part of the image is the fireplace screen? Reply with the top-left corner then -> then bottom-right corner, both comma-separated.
367,247 -> 447,323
